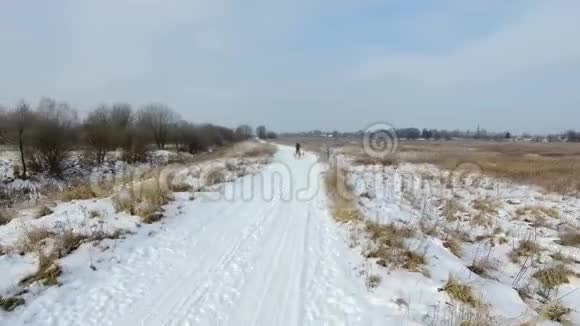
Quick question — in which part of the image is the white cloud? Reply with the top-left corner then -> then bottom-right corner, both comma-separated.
0,0 -> 578,133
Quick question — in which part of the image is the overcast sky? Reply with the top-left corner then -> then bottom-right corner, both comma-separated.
1,0 -> 579,134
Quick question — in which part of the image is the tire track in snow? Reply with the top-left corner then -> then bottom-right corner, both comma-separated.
133,200 -> 280,326
26,198 -> 244,326
161,201 -> 282,326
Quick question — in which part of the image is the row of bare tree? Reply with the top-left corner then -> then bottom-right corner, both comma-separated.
0,98 -> 276,179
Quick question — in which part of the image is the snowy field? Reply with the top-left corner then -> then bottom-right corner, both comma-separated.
1,143 -> 579,325
335,154 -> 580,325
0,143 -> 274,323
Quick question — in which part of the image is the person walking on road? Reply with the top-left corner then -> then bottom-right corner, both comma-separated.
295,143 -> 302,158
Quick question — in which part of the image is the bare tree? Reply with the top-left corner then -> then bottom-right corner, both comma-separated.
235,125 -> 253,140
121,126 -> 150,163
13,101 -> 33,178
28,98 -> 78,175
256,125 -> 267,139
266,131 -> 278,139
110,103 -> 132,129
0,101 -> 34,178
137,104 -> 178,149
83,105 -> 114,164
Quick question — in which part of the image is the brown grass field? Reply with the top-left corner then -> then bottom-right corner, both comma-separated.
278,137 -> 580,194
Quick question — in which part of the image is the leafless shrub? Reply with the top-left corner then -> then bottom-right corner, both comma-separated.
27,98 -> 78,176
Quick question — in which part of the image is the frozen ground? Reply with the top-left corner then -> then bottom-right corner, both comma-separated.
2,145 -> 578,325
2,146 -> 416,326
342,158 -> 580,325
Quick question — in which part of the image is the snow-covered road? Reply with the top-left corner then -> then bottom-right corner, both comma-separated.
5,146 -> 404,326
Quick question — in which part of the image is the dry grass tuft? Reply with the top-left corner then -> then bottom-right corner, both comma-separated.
366,222 -> 414,247
471,199 -> 499,216
112,193 -> 134,214
539,302 -> 570,323
509,239 -> 541,263
533,264 -> 573,289
17,227 -> 54,253
19,255 -> 62,287
169,182 -> 193,192
558,230 -> 580,247
440,277 -> 480,308
441,199 -> 465,222
0,208 -> 14,226
59,184 -> 100,201
35,205 -> 53,218
471,213 -> 494,228
204,167 -> 226,186
56,230 -> 88,258
515,206 -> 560,221
0,296 -> 26,312
425,301 -> 493,326
365,274 -> 382,290
364,222 -> 425,272
353,155 -> 398,166
467,258 -> 494,278
443,238 -> 462,258
550,251 -> 577,264
113,182 -> 170,223
88,210 -> 100,219
401,249 -> 426,272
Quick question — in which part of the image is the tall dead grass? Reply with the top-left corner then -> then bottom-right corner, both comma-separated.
324,165 -> 361,223
112,180 -> 170,224
229,142 -> 277,158
56,183 -> 107,202
400,141 -> 580,194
